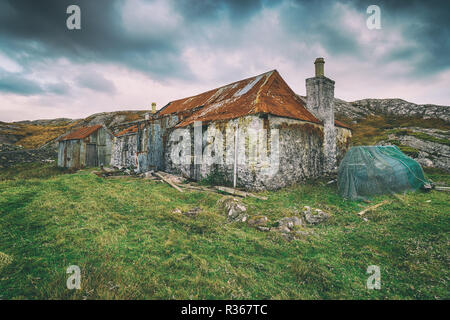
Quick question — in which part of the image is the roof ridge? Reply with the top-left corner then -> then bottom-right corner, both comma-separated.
170,69 -> 277,104
58,124 -> 104,141
250,70 -> 277,114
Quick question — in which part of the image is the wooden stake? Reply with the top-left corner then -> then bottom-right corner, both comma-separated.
357,200 -> 390,216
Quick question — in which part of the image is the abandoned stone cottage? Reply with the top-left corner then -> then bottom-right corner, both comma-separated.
58,124 -> 114,169
111,58 -> 352,190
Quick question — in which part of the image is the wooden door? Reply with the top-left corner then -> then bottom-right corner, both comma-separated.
86,144 -> 98,167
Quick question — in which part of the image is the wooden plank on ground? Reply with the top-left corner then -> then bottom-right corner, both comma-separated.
357,200 -> 390,216
154,172 -> 184,192
214,186 -> 267,200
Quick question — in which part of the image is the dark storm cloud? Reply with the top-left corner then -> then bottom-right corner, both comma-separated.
351,0 -> 450,75
275,0 -> 450,76
0,72 -> 43,95
278,1 -> 360,55
0,0 -> 188,79
75,72 -> 116,94
0,0 -> 448,95
175,0 -> 265,24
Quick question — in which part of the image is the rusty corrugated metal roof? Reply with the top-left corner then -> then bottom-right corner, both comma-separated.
115,125 -> 138,137
334,119 -> 351,129
59,124 -> 103,141
159,70 -> 321,127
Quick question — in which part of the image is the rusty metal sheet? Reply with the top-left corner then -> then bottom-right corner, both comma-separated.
158,70 -> 321,128
334,119 -> 351,129
59,125 -> 103,141
116,125 -> 138,137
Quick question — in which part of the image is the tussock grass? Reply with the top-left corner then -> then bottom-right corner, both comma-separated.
0,164 -> 448,299
0,252 -> 13,272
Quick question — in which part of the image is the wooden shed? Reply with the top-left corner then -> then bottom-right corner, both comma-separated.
57,125 -> 113,169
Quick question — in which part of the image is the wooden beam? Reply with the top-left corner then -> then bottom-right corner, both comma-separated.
154,172 -> 184,192
357,200 -> 390,216
214,186 -> 267,200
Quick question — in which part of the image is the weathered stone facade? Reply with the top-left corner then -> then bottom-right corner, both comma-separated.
163,114 -> 350,190
111,133 -> 138,169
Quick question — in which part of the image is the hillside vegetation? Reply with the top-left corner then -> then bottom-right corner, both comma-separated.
0,111 -> 148,149
0,164 -> 448,299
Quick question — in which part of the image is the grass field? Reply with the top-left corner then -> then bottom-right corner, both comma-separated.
0,163 -> 449,299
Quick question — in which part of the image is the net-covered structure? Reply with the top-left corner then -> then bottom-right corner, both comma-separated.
338,145 -> 429,200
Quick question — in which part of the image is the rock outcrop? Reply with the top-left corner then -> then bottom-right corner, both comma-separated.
378,127 -> 450,171
298,96 -> 449,122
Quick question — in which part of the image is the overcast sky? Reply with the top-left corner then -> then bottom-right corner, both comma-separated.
0,0 -> 449,122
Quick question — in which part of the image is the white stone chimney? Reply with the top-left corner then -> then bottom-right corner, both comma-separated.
305,58 -> 336,173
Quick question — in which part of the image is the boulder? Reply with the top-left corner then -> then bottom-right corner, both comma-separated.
248,216 -> 268,227
277,216 -> 303,229
302,206 -> 331,225
217,197 -> 248,222
173,207 -> 201,218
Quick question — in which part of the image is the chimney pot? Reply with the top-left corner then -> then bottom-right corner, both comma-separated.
314,57 -> 325,77
151,102 -> 156,113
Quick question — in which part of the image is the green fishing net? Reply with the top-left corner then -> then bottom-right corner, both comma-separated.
338,145 -> 429,200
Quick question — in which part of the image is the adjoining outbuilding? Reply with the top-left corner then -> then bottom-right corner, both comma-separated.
338,145 -> 430,200
57,124 -> 113,169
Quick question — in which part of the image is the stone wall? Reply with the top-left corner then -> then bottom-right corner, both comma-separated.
336,126 -> 352,164
165,115 -> 332,190
110,134 -> 138,169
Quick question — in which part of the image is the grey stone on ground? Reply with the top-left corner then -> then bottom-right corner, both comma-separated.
276,216 -> 304,229
302,206 -> 331,225
174,207 -> 201,218
270,215 -> 310,241
217,197 -> 248,222
248,216 -> 268,226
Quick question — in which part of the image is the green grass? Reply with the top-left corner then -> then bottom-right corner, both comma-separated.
0,164 -> 448,299
0,163 -> 73,181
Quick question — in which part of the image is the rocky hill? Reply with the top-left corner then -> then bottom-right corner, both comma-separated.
1,99 -> 449,171
337,99 -> 449,172
308,96 -> 449,172
296,96 -> 449,123
0,110 -> 148,149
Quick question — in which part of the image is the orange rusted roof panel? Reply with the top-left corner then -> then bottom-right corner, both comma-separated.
59,125 -> 103,141
334,119 -> 352,129
159,70 -> 321,127
116,125 -> 138,137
